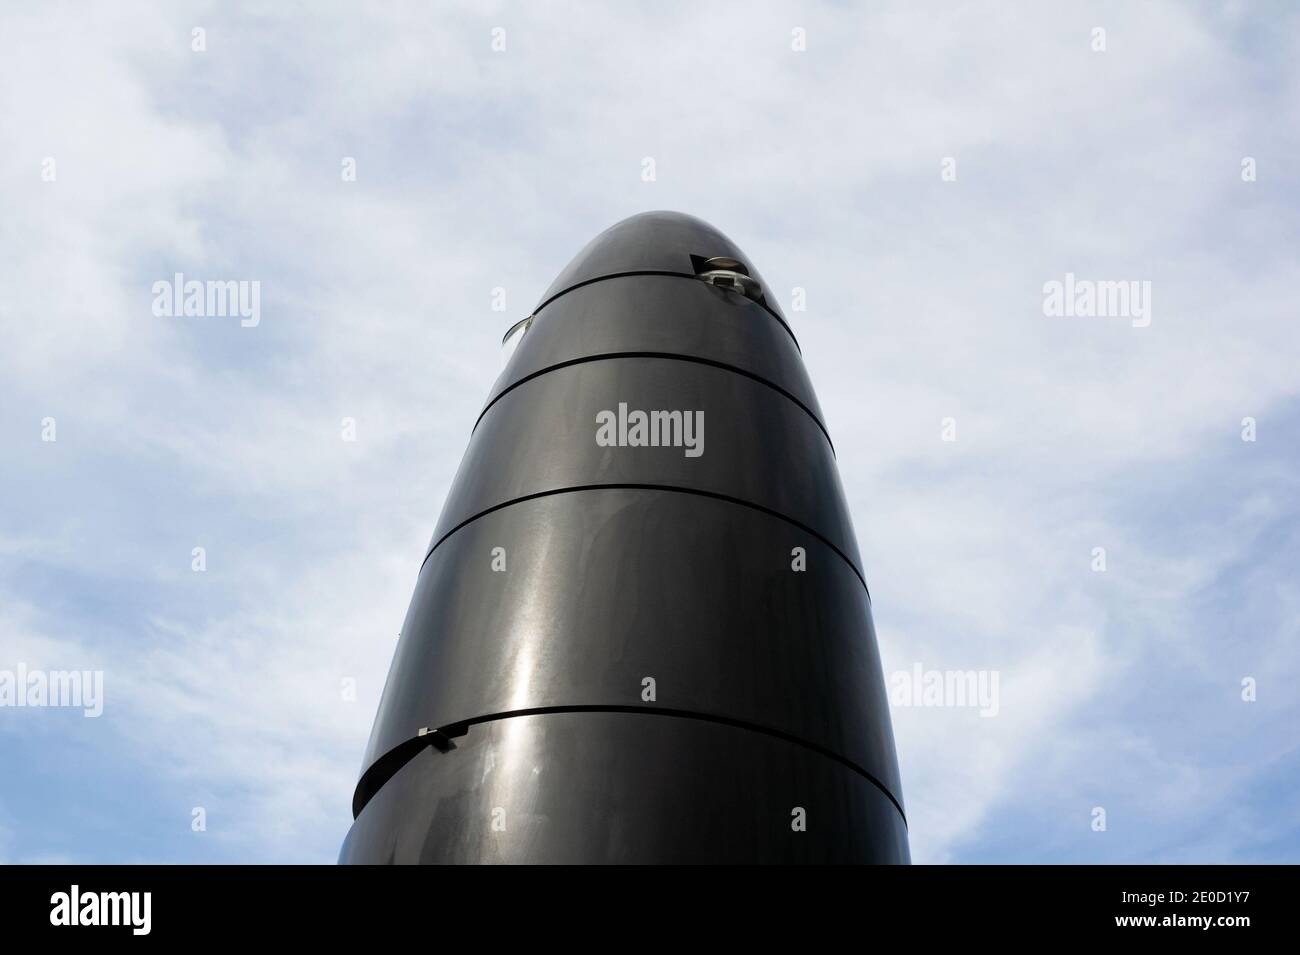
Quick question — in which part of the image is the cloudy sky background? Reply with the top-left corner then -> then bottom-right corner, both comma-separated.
2,1 -> 1297,863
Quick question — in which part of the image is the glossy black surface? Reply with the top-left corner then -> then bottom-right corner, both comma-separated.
346,212 -> 907,864
537,210 -> 787,326
489,274 -> 823,426
342,712 -> 909,865
432,357 -> 862,572
361,489 -> 901,806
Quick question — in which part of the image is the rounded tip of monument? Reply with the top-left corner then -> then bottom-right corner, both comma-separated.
537,211 -> 777,315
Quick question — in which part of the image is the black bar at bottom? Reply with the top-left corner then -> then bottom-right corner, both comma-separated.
0,864 -> 1285,941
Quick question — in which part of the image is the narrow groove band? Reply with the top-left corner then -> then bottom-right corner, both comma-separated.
476,351 -> 834,451
418,482 -> 872,598
352,704 -> 907,826
534,270 -> 801,352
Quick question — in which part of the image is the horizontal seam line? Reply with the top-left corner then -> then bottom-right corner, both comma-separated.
355,705 -> 907,827
418,483 -> 870,598
535,270 -> 801,353
474,351 -> 834,453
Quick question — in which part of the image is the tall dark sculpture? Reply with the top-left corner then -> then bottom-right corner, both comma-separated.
341,212 -> 909,863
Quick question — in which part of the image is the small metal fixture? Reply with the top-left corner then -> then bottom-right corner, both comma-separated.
693,255 -> 763,303
500,315 -> 534,366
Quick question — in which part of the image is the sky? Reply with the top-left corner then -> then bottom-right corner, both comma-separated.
1,1 -> 1297,864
